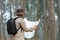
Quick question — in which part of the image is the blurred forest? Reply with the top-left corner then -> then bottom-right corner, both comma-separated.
0,0 -> 59,40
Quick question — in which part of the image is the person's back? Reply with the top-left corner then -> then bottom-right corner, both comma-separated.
11,9 -> 38,40
12,17 -> 25,40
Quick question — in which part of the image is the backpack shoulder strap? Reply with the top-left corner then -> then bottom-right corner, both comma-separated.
17,24 -> 21,31
15,17 -> 24,32
14,17 -> 19,20
14,17 -> 20,31
17,23 -> 24,32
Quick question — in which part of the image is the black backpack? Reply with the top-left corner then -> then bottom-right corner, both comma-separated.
7,17 -> 21,35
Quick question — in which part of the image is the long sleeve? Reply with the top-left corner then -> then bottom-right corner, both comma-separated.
19,18 -> 34,32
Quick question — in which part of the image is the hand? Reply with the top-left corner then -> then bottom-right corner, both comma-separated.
33,25 -> 38,30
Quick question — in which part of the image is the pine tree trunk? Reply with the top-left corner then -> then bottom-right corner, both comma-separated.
1,0 -> 6,40
0,0 -> 2,40
20,0 -> 26,8
34,0 -> 40,40
43,0 -> 48,40
47,0 -> 56,40
57,0 -> 60,40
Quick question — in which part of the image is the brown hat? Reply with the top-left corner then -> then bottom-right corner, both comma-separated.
16,9 -> 25,16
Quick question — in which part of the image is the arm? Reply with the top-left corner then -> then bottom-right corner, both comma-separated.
19,18 -> 34,32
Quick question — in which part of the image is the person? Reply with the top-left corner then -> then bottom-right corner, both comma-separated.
11,9 -> 38,40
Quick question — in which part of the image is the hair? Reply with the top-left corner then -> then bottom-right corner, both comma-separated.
15,9 -> 25,16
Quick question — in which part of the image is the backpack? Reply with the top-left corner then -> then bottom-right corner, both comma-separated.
7,17 -> 21,35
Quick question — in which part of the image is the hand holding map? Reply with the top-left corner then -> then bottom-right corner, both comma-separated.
24,18 -> 40,28
24,18 -> 40,39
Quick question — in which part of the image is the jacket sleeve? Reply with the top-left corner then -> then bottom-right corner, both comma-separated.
19,18 -> 34,32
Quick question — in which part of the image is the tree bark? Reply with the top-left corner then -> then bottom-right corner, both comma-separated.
20,0 -> 26,9
34,0 -> 40,40
1,0 -> 6,40
43,0 -> 48,40
57,0 -> 60,40
47,0 -> 56,40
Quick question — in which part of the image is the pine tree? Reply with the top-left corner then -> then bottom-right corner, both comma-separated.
47,0 -> 56,40
57,0 -> 60,40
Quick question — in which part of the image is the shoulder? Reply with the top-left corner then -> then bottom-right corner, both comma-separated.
18,18 -> 24,21
17,17 -> 24,20
16,18 -> 24,22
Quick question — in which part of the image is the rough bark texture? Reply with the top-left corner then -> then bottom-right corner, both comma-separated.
58,0 -> 60,40
34,0 -> 40,40
47,0 -> 56,40
43,0 -> 48,40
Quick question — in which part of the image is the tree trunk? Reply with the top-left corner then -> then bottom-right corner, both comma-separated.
43,0 -> 48,40
1,0 -> 6,40
34,0 -> 40,40
47,0 -> 56,40
57,0 -> 60,40
20,0 -> 26,9
0,0 -> 2,40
